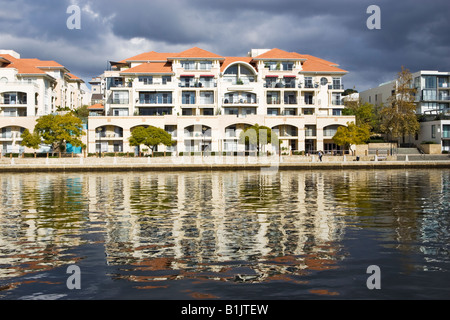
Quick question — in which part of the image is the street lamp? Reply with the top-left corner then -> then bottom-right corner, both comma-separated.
97,127 -> 103,157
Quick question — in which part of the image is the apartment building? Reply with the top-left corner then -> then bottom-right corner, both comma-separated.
0,50 -> 86,154
88,47 -> 354,154
360,70 -> 450,151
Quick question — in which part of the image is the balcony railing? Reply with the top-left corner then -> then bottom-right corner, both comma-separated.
264,81 -> 297,88
305,129 -> 316,137
332,99 -> 344,105
179,81 -> 217,88
112,98 -> 130,104
223,97 -> 258,105
329,84 -> 344,90
267,98 -> 281,105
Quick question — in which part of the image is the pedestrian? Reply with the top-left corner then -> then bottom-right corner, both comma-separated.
318,150 -> 323,162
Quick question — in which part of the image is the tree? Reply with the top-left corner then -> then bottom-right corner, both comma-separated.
239,124 -> 278,153
379,66 -> 420,143
343,99 -> 380,132
21,113 -> 85,153
73,105 -> 90,122
129,126 -> 175,155
332,122 -> 371,155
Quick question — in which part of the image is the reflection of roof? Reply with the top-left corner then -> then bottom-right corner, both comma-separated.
169,47 -> 224,60
221,57 -> 256,72
120,62 -> 173,75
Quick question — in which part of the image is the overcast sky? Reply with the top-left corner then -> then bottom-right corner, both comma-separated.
1,0 -> 449,92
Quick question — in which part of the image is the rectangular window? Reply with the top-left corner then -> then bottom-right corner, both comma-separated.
333,109 -> 342,116
424,76 -> 437,89
304,77 -> 313,88
432,125 -> 436,138
162,76 -> 171,84
443,125 -> 450,138
199,91 -> 214,104
138,76 -> 153,85
333,77 -> 342,90
112,91 -> 129,104
182,91 -> 196,104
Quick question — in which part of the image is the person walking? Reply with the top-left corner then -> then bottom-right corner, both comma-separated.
318,150 -> 323,162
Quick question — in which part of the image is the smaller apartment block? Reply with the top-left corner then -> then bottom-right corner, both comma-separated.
0,50 -> 87,154
88,47 -> 355,155
360,70 -> 450,152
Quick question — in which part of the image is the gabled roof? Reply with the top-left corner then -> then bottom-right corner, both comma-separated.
67,73 -> 84,82
300,55 -> 347,73
253,48 -> 306,61
169,47 -> 224,60
0,54 -> 47,75
119,51 -> 175,63
120,62 -> 173,75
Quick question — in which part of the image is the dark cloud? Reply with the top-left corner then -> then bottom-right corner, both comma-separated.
0,0 -> 448,91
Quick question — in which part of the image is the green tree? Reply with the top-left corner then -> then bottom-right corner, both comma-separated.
129,126 -> 175,155
379,66 -> 420,143
332,122 -> 371,155
343,99 -> 379,132
21,113 -> 85,153
239,123 -> 278,153
73,105 -> 90,122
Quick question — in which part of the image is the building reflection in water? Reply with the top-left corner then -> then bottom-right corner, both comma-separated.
0,170 -> 448,288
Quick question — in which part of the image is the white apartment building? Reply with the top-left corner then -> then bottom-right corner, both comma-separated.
360,70 -> 450,151
88,47 -> 355,155
0,50 -> 86,154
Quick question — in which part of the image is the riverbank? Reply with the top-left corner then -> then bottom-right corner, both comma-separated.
1,155 -> 450,172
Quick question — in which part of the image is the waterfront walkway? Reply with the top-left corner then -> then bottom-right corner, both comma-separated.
1,154 -> 450,172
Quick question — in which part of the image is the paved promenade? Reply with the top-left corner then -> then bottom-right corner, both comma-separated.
1,155 -> 450,172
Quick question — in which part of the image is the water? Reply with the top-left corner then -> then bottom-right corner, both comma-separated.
0,169 -> 449,300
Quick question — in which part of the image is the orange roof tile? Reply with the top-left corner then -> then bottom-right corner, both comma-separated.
0,54 -> 47,75
169,47 -> 224,60
119,51 -> 176,63
253,48 -> 306,60
120,62 -> 173,75
88,104 -> 104,110
301,55 -> 347,73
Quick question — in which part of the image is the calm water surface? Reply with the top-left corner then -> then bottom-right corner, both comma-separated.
0,169 -> 449,300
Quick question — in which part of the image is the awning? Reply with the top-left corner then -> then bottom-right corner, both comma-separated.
284,75 -> 297,78
180,74 -> 195,77
200,75 -> 215,77
265,75 -> 278,78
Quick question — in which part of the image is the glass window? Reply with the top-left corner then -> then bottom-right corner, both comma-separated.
431,125 -> 436,138
424,76 -> 437,89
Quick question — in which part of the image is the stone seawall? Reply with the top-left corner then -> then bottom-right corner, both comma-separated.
1,155 -> 450,172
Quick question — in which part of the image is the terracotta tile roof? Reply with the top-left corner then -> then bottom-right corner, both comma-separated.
0,54 -> 46,75
119,51 -> 176,63
220,57 -> 257,72
67,73 -> 84,82
120,62 -> 173,74
88,103 -> 104,110
300,55 -> 347,73
169,47 -> 224,60
253,48 -> 306,60
21,59 -> 64,68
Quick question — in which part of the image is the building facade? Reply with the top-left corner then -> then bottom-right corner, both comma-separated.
88,47 -> 355,155
360,70 -> 450,151
0,50 -> 86,154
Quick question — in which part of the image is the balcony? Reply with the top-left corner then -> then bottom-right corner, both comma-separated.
264,80 -> 297,89
332,99 -> 344,106
111,98 -> 130,105
328,84 -> 344,90
223,97 -> 258,105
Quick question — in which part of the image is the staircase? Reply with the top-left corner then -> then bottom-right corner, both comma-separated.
397,148 -> 421,155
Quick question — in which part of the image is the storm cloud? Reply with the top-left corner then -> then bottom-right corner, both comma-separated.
0,0 -> 448,92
